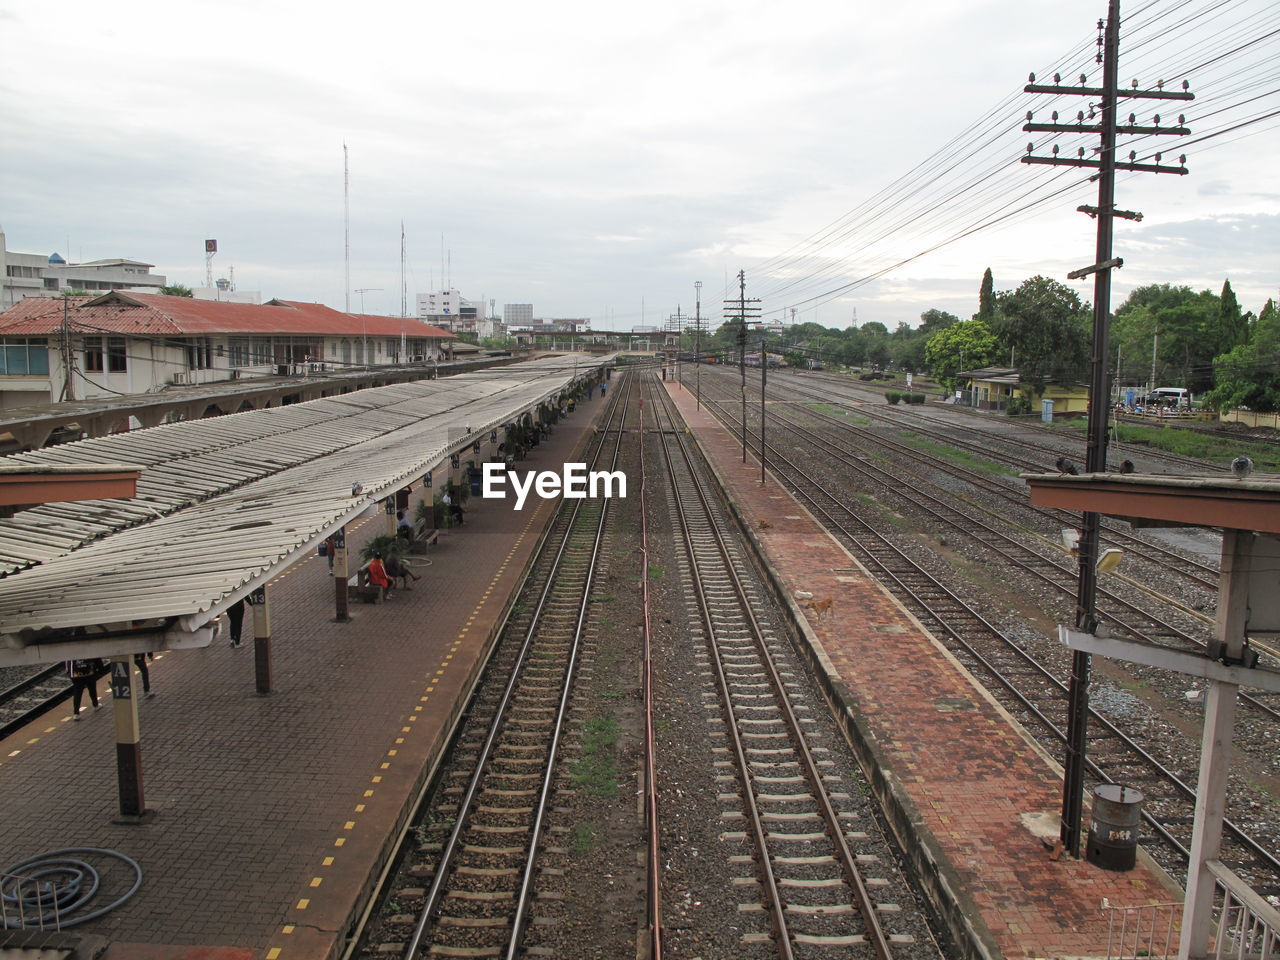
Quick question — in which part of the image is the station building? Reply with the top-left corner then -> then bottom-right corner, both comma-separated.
0,291 -> 455,410
956,365 -> 1090,416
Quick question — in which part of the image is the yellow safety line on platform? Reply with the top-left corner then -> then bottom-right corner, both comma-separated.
267,502 -> 545,957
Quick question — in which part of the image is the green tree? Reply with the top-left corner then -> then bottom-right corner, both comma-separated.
1202,299 -> 1280,412
920,308 -> 959,335
158,283 -> 194,297
991,276 -> 1089,392
925,319 -> 1000,389
977,268 -> 995,321
1217,279 -> 1247,355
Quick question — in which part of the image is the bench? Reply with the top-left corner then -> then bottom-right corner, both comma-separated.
407,522 -> 440,554
347,562 -> 383,604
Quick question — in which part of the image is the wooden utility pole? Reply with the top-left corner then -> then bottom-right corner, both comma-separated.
1021,0 -> 1193,856
724,271 -> 761,464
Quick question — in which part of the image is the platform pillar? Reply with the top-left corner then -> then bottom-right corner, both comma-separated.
333,525 -> 350,622
250,586 -> 273,695
109,655 -> 145,818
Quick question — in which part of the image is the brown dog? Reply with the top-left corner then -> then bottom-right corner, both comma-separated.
807,596 -> 834,619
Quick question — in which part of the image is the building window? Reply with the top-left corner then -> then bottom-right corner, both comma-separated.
0,338 -> 50,376
106,337 -> 126,372
229,338 -> 251,367
84,336 -> 104,372
251,339 -> 271,366
185,337 -> 212,370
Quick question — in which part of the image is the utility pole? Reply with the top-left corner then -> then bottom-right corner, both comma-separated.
1021,0 -> 1192,858
60,295 -> 75,402
724,271 -> 761,464
694,282 -> 703,411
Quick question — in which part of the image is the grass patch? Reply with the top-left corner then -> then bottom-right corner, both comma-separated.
589,593 -> 617,603
569,822 -> 599,855
897,432 -> 1016,476
572,714 -> 620,798
648,564 -> 664,579
805,401 -> 870,424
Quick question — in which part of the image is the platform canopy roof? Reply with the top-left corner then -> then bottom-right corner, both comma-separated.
1023,471 -> 1280,534
0,354 -> 608,663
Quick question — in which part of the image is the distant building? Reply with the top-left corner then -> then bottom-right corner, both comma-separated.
0,291 -> 454,409
192,277 -> 262,304
1,228 -> 167,309
416,289 -> 479,333
503,303 -> 533,326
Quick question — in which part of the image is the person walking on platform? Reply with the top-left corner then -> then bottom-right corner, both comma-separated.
133,652 -> 155,698
396,509 -> 413,542
600,381 -> 607,398
368,551 -> 393,600
228,597 -> 247,648
66,658 -> 104,720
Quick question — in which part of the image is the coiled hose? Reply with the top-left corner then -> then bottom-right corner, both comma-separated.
1,847 -> 142,929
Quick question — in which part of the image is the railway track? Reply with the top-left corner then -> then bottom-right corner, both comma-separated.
690,372 -> 1280,895
0,664 -> 69,740
354,378 -> 633,959
647,377 -> 927,959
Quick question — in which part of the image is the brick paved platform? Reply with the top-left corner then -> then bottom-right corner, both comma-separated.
664,382 -> 1182,960
0,391 -> 610,959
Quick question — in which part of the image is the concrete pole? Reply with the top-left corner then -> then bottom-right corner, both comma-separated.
333,526 -> 350,623
109,656 -> 146,819
1180,529 -> 1251,959
251,586 -> 273,695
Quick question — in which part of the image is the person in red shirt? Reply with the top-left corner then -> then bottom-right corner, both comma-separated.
368,552 -> 393,600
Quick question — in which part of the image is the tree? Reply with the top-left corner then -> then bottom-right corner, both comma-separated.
977,268 -> 995,321
1217,279 -> 1247,355
919,308 -> 959,335
158,284 -> 194,297
990,275 -> 1090,392
1201,298 -> 1280,412
924,319 -> 1000,389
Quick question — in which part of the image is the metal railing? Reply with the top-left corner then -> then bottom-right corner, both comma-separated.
1,870 -> 63,931
1104,898 -> 1181,959
1208,860 -> 1280,960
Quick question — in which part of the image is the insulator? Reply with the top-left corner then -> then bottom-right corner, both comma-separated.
1026,142 -> 1034,154
1053,72 -> 1061,83
1026,110 -> 1034,121
1052,144 -> 1060,155
1080,73 -> 1088,85
1077,111 -> 1085,122
1178,114 -> 1185,125
1129,150 -> 1136,161
1078,147 -> 1086,158
1182,79 -> 1190,90
1128,112 -> 1136,124
1028,72 -> 1036,83
1131,79 -> 1139,88
1153,114 -> 1160,125
1157,79 -> 1165,90
1051,111 -> 1059,121
1179,154 -> 1186,164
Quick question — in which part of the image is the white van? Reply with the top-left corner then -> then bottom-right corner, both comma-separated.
1147,387 -> 1190,407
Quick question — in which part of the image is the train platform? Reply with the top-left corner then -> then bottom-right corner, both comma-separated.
0,392 -> 610,958
663,381 -> 1182,960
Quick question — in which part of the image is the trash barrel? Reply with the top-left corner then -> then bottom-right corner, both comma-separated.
1086,784 -> 1143,871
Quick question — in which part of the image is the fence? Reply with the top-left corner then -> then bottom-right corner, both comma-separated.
1221,409 -> 1280,430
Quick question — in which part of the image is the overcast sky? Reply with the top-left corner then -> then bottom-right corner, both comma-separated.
2,0 -> 1276,331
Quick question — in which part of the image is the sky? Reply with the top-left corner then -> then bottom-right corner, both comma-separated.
1,0 -> 1276,332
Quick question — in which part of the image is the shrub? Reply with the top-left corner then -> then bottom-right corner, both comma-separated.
906,393 -> 927,405
885,391 -> 902,405
1006,396 -> 1032,417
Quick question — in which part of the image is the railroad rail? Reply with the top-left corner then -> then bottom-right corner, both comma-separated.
647,377 -> 903,959
690,371 -> 1280,894
349,378 -> 631,959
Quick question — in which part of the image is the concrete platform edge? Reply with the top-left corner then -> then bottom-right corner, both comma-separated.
331,424 -> 601,960
672,405 -> 1002,960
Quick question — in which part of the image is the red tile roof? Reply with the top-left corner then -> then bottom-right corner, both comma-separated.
0,292 -> 455,339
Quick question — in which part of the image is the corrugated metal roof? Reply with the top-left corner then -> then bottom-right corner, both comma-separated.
0,355 -> 609,645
